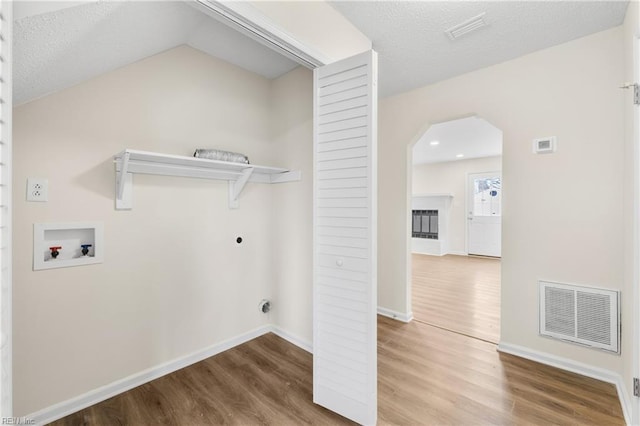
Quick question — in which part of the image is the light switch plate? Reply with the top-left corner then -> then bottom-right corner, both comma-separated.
27,178 -> 48,202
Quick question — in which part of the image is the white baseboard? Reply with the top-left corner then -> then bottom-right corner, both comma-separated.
497,341 -> 632,426
271,325 -> 312,354
447,250 -> 468,256
27,325 -> 274,426
30,327 -> 630,426
377,306 -> 413,323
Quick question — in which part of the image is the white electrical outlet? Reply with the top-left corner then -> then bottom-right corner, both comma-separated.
27,178 -> 48,202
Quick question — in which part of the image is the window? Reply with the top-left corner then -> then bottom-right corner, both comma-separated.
412,210 -> 438,239
473,177 -> 501,216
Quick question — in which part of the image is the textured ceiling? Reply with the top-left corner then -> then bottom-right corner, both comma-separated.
330,1 -> 629,97
413,116 -> 502,165
13,1 -> 298,105
14,1 -> 631,104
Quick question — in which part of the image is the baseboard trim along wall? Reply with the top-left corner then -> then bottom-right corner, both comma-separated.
377,306 -> 413,323
497,342 -> 631,426
27,324 -> 307,425
29,328 -> 628,425
271,326 -> 312,354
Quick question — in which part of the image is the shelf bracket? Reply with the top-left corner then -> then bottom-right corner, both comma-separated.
115,152 -> 133,210
228,167 -> 254,209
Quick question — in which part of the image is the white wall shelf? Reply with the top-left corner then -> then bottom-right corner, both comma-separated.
114,149 -> 301,209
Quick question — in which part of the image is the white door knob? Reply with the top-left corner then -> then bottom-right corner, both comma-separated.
336,259 -> 344,267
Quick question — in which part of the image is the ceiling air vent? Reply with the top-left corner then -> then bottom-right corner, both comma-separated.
445,13 -> 487,40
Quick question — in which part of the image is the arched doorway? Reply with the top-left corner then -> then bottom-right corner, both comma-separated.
408,115 -> 503,343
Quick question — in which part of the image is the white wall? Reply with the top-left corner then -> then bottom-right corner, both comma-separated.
270,67 -> 314,345
13,46 -> 282,415
413,156 -> 501,255
379,27 -> 626,378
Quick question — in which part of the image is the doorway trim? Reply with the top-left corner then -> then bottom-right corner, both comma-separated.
194,0 -> 331,68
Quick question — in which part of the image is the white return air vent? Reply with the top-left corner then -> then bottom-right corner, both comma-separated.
445,13 -> 488,40
539,281 -> 619,353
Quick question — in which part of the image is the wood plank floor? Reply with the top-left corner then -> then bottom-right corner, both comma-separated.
51,316 -> 624,426
412,253 -> 501,343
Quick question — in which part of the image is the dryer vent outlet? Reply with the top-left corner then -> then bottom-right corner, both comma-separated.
259,299 -> 271,314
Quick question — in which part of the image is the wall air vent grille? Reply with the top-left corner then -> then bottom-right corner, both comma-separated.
539,281 -> 619,353
445,13 -> 488,40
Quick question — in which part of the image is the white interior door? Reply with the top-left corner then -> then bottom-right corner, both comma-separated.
313,50 -> 377,425
467,171 -> 501,257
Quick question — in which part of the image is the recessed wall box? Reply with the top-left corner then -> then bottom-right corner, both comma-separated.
533,136 -> 557,154
33,222 -> 104,271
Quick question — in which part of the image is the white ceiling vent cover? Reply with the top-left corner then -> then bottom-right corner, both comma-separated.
445,13 -> 488,40
539,281 -> 619,353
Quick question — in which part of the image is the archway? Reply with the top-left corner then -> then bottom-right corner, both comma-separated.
407,115 -> 503,343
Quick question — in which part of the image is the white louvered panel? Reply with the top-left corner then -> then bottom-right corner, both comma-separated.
317,226 -> 368,239
317,327 -> 367,351
316,299 -> 368,321
318,106 -> 368,125
318,322 -> 367,346
317,198 -> 368,209
319,98 -> 368,118
317,254 -> 368,272
316,216 -> 368,228
316,349 -> 368,374
317,168 -> 367,181
317,330 -> 367,354
318,311 -> 368,334
317,127 -> 368,144
317,266 -> 367,283
316,282 -> 368,304
316,334 -> 368,359
316,157 -> 368,171
318,74 -> 368,97
318,116 -> 368,134
317,188 -> 368,199
0,1 -> 11,416
317,147 -> 368,162
317,277 -> 366,294
317,356 -> 367,381
317,235 -> 368,247
317,207 -> 367,218
316,376 -> 367,405
318,137 -> 368,153
313,50 -> 377,425
317,287 -> 367,308
317,177 -> 367,189
317,245 -> 367,259
316,360 -> 368,390
318,64 -> 367,86
317,85 -> 368,107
